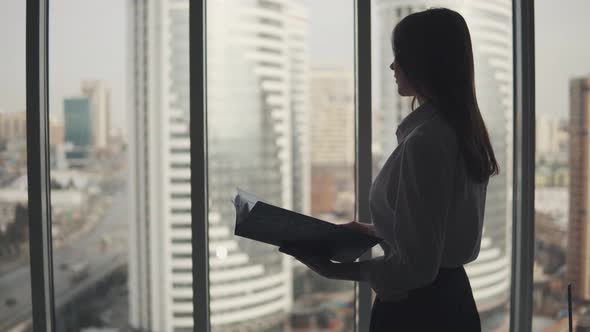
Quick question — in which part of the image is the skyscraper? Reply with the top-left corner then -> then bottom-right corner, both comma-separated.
64,97 -> 92,147
310,66 -> 355,169
64,97 -> 92,167
81,80 -> 111,151
309,66 -> 355,214
372,0 -> 513,315
128,0 -> 310,330
568,77 -> 590,301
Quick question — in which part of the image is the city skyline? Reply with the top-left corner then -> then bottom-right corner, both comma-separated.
2,0 -> 590,135
1,0 -> 590,331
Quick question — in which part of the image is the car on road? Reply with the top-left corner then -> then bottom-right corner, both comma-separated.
5,297 -> 17,306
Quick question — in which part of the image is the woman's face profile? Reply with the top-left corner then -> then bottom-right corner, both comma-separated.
390,60 -> 415,97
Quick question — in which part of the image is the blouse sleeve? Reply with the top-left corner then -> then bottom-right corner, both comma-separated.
363,134 -> 456,300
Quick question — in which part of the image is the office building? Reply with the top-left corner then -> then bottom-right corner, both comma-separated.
373,0 -> 513,313
64,97 -> 92,167
65,97 -> 92,147
81,80 -> 111,151
128,0 -> 309,330
0,111 -> 63,146
310,66 -> 355,168
309,66 -> 355,214
0,111 -> 26,143
568,77 -> 590,301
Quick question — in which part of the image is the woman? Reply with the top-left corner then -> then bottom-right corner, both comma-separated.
280,7 -> 498,331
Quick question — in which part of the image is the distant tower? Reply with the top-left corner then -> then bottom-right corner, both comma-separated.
64,97 -> 92,168
309,66 -> 355,214
568,77 -> 590,301
81,80 -> 111,151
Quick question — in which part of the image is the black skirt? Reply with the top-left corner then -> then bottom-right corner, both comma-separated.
369,266 -> 481,332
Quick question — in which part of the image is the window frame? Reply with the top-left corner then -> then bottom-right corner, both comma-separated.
190,1 -> 210,331
23,0 -> 536,331
26,0 -> 56,331
355,1 -> 374,331
510,0 -> 536,331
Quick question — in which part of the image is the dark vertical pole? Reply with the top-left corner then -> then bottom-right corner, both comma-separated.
511,0 -> 535,331
355,1 -> 372,331
568,284 -> 573,332
26,0 -> 55,331
190,0 -> 210,331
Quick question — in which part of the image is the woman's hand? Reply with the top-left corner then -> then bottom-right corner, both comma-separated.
279,247 -> 369,282
340,221 -> 376,236
279,247 -> 336,279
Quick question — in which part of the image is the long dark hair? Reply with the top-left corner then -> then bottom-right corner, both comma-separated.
392,8 -> 499,182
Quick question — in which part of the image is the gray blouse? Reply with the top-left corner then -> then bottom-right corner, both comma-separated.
362,103 -> 488,301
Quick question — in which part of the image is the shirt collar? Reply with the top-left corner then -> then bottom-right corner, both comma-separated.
395,103 -> 437,142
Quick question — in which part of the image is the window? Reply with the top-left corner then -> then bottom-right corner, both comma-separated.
533,1 -> 590,330
48,1 -> 148,330
371,2 -> 514,331
207,0 -> 356,331
0,1 -> 32,331
18,0 -> 544,331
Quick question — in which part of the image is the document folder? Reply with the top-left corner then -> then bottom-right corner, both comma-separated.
232,189 -> 382,263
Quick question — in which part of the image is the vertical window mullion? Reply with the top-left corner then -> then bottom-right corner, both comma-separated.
355,1 -> 373,331
510,0 -> 535,331
26,0 -> 56,331
190,1 -> 210,331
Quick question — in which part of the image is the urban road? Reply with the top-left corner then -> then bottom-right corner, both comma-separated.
0,190 -> 128,332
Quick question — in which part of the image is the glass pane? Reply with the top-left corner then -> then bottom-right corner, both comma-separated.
533,1 -> 590,330
207,0 -> 356,331
371,2 -> 513,330
49,1 -> 133,330
0,1 -> 32,331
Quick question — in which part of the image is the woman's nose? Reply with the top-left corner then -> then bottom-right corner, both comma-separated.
390,62 -> 395,71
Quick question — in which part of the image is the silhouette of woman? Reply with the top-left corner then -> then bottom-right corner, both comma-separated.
281,8 -> 496,331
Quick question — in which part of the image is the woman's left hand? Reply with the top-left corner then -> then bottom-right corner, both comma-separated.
279,247 -> 336,279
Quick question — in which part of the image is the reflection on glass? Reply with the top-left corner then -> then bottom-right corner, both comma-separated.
533,2 -> 590,330
49,1 -> 129,331
371,1 -> 513,330
207,0 -> 355,331
0,1 -> 33,331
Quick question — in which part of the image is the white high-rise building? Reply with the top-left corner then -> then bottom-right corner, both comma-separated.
372,0 -> 513,317
81,80 -> 111,150
128,0 -> 310,331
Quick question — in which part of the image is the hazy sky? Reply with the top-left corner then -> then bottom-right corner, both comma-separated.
0,0 -> 128,130
0,0 -> 589,135
535,1 -> 590,117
